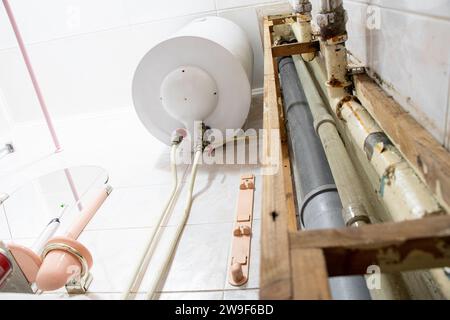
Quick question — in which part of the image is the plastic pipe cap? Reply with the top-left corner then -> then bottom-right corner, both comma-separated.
160,66 -> 218,126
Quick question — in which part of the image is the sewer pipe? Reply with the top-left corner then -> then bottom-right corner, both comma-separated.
299,0 -> 442,222
292,56 -> 371,227
278,56 -> 371,300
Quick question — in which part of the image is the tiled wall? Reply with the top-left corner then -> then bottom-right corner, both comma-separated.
0,94 -> 11,140
2,0 -> 450,150
0,0 -> 281,124
310,0 -> 450,149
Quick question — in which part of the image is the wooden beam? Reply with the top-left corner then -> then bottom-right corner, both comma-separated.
290,215 -> 450,276
291,248 -> 332,300
354,74 -> 450,212
269,14 -> 296,26
260,17 -> 292,300
272,41 -> 320,58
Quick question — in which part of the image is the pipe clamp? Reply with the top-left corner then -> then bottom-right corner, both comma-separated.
42,242 -> 92,294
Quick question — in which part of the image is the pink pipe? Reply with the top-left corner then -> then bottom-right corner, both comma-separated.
35,186 -> 111,291
64,168 -> 83,211
2,0 -> 61,152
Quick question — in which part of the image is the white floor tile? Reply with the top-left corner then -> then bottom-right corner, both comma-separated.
156,291 -> 224,300
223,289 -> 259,300
137,223 -> 233,293
0,205 -> 11,239
86,184 -> 186,231
75,227 -> 156,293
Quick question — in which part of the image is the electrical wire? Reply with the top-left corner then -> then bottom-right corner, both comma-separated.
145,148 -> 202,300
121,143 -> 181,300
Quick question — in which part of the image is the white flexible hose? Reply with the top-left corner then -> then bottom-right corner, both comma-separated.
145,149 -> 202,300
206,135 -> 255,155
121,144 -> 180,300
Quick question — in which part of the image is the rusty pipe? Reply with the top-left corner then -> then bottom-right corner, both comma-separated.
309,3 -> 443,221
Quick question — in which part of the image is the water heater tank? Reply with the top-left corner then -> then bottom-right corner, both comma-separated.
132,16 -> 254,145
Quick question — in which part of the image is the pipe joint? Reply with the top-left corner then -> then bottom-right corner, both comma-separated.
299,184 -> 338,227
313,113 -> 336,135
343,204 -> 371,227
335,95 -> 359,120
317,4 -> 348,41
292,1 -> 312,15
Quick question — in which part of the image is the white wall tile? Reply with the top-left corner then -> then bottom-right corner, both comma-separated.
0,4 -> 16,50
216,0 -> 281,11
365,7 -> 450,143
346,0 -> 450,20
124,0 -> 216,25
0,0 -> 128,48
218,6 -> 264,89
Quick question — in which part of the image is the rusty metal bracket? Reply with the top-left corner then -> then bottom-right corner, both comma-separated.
229,175 -> 255,286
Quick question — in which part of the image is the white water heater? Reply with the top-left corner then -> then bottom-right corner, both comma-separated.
132,16 -> 254,145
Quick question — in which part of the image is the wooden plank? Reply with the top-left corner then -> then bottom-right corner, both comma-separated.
282,142 -> 299,232
354,74 -> 450,212
260,17 -> 292,300
290,248 -> 332,300
272,41 -> 320,57
271,24 -> 297,233
269,14 -> 296,26
290,215 -> 450,276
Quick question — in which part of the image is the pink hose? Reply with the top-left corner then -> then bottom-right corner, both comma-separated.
2,0 -> 61,152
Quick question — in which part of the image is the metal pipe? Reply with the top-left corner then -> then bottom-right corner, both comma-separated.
279,56 -> 371,300
310,1 -> 443,221
289,1 -> 315,62
292,55 -> 371,227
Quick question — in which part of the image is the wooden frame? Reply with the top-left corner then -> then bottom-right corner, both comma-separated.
260,14 -> 450,300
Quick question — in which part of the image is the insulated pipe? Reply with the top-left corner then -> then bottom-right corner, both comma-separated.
289,1 -> 315,62
314,1 -> 442,221
292,55 -> 370,227
278,56 -> 371,300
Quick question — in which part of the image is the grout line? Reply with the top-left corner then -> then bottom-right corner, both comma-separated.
1,204 -> 13,240
345,0 -> 450,22
0,2 -> 286,53
84,220 -> 258,233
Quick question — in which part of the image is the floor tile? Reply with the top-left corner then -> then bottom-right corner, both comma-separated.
86,183 -> 186,231
0,204 -> 11,239
76,227 -> 156,293
223,289 -> 259,300
156,291 -> 224,300
137,223 -> 233,293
